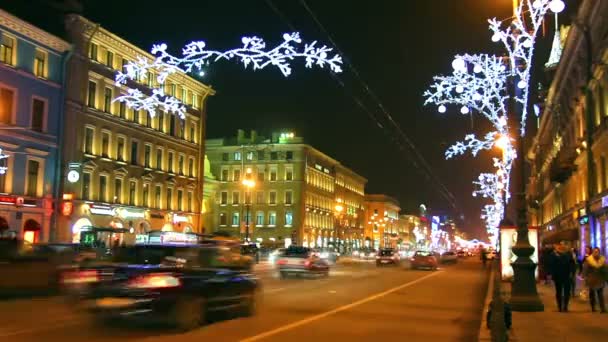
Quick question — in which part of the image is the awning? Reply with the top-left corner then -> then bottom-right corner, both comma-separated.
542,228 -> 579,244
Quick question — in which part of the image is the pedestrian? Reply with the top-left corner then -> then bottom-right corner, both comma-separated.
548,241 -> 577,312
571,247 -> 578,297
481,248 -> 487,267
580,246 -> 592,275
583,247 -> 607,313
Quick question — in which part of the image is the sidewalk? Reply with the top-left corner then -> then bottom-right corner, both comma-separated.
507,280 -> 608,341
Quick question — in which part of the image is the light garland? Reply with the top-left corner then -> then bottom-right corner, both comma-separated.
114,32 -> 343,119
0,147 -> 7,175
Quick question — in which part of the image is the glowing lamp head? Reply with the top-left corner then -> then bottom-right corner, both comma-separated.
451,58 -> 466,72
549,0 -> 565,13
455,85 -> 464,93
460,106 -> 469,114
438,105 -> 447,113
517,80 -> 527,89
495,135 -> 510,151
335,204 -> 344,213
522,39 -> 533,48
473,93 -> 482,101
491,33 -> 501,42
473,65 -> 483,74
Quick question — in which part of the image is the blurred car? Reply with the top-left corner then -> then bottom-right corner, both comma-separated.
268,248 -> 286,264
456,250 -> 466,258
276,246 -> 329,278
315,248 -> 340,263
357,248 -> 377,260
440,251 -> 458,264
486,250 -> 497,260
63,244 -> 259,331
410,250 -> 438,270
241,243 -> 260,264
376,248 -> 400,266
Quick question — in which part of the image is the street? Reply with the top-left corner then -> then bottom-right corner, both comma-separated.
0,258 -> 488,342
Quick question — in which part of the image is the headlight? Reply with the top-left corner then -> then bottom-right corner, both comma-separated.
320,252 -> 329,258
353,251 -> 360,256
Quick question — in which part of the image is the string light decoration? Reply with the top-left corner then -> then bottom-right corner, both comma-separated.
114,32 -> 343,119
0,147 -> 8,175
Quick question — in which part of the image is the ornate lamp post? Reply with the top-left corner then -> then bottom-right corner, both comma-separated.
242,175 -> 255,242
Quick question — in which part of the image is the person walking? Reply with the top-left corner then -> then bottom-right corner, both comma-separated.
583,247 -> 607,313
570,247 -> 578,297
548,241 -> 577,312
481,248 -> 487,267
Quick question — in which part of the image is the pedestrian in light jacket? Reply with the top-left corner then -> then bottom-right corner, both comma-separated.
548,241 -> 577,312
583,247 -> 607,313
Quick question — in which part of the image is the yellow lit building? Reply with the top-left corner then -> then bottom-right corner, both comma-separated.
56,15 -> 214,242
364,194 -> 401,249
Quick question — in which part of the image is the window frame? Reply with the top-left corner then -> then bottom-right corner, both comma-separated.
30,96 -> 47,133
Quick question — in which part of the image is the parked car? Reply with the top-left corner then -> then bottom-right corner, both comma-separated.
268,248 -> 286,264
63,244 -> 260,331
440,251 -> 458,264
376,248 -> 400,266
410,250 -> 438,270
276,246 -> 329,278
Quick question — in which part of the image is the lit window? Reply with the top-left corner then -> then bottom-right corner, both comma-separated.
0,88 -> 14,124
106,50 -> 114,68
104,88 -> 112,113
256,211 -> 264,226
268,212 -> 277,226
34,49 -> 46,78
246,151 -> 254,160
0,35 -> 15,65
234,152 -> 242,161
232,212 -> 240,226
89,43 -> 98,60
285,211 -> 293,226
87,81 -> 96,108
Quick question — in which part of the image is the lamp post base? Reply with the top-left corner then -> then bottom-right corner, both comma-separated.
510,252 -> 544,312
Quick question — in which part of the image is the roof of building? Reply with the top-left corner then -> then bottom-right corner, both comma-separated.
0,9 -> 70,52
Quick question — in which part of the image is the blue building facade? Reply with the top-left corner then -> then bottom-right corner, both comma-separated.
0,9 -> 70,242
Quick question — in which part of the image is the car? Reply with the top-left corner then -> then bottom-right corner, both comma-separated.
63,244 -> 260,331
357,248 -> 377,260
486,250 -> 497,260
456,250 -> 466,258
410,250 -> 438,270
268,248 -> 286,264
276,246 -> 329,278
440,251 -> 458,264
241,243 -> 260,264
376,248 -> 400,266
315,248 -> 340,263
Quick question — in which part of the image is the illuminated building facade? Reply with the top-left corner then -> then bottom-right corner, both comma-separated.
56,15 -> 214,242
364,194 -> 401,249
0,10 -> 70,242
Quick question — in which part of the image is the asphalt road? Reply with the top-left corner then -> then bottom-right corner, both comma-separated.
0,257 -> 489,342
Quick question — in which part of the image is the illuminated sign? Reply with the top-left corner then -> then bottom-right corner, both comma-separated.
61,202 -> 74,216
579,216 -> 589,225
173,214 -> 188,224
118,209 -> 145,219
0,196 -> 15,205
90,205 -> 114,216
315,164 -> 323,171
602,195 -> 608,208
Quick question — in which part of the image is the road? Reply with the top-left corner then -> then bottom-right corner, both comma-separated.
0,257 -> 489,342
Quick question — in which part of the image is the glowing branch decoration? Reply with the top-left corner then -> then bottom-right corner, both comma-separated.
446,132 -> 498,159
114,32 -> 343,119
0,147 -> 7,175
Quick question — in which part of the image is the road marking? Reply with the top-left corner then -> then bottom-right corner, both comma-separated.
240,270 -> 443,342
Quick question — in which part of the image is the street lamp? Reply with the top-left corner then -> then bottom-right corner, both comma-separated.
242,177 -> 255,242
334,203 -> 344,252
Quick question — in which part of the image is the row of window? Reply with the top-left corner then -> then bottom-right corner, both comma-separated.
305,193 -> 334,212
87,79 -> 198,143
222,150 -> 294,162
89,42 -> 203,109
0,87 -> 47,132
306,168 -> 334,192
80,173 -> 194,211
304,212 -> 333,229
219,190 -> 293,206
1,33 -> 48,78
83,126 -> 197,177
219,210 -> 293,227
220,167 -> 294,182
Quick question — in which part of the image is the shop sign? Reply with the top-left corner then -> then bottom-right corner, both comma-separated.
150,212 -> 164,219
602,195 -> 608,209
118,208 -> 145,219
90,205 -> 114,216
173,214 -> 188,224
579,215 -> 589,225
0,196 -> 15,205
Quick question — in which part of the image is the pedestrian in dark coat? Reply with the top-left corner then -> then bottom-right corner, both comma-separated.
548,241 -> 577,312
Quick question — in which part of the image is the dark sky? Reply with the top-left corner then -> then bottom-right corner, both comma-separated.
3,0 -> 565,239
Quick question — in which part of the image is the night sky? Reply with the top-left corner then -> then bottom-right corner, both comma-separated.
3,0 -> 567,239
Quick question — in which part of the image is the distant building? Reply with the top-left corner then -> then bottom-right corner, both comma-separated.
0,9 -> 70,242
205,130 -> 367,249
364,194 -> 400,249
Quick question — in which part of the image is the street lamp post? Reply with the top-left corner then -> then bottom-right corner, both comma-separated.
242,177 -> 255,242
335,203 -> 344,253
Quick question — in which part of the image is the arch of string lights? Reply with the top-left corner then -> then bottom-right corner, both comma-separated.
113,32 -> 342,119
424,0 -> 563,244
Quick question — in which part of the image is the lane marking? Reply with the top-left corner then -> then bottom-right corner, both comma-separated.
240,270 -> 443,342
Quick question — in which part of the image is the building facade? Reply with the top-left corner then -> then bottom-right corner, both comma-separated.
0,9 -> 70,242
364,194 -> 401,249
527,0 -> 608,254
205,130 -> 366,249
56,14 -> 214,243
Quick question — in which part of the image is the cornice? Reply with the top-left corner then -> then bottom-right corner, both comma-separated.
0,9 -> 70,52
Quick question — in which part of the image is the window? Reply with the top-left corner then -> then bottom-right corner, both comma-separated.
121,58 -> 129,71
285,191 -> 293,205
144,145 -> 151,168
234,152 -> 242,161
143,184 -> 149,207
258,171 -> 264,182
166,188 -> 173,210
117,137 -> 125,161
168,152 -> 174,173
158,112 -> 164,132
221,169 -> 228,181
0,35 -> 15,65
190,126 -> 196,143
286,168 -> 293,181
130,141 -> 138,165
81,172 -> 90,200
256,212 -> 264,226
99,175 -> 107,202
147,72 -> 154,87
187,192 -> 192,212
169,115 -> 176,136
192,93 -> 199,108
166,83 -> 176,96
233,169 -> 241,182
119,102 -> 126,118
105,50 -> 114,68
114,179 -> 122,203
222,153 -> 229,161
271,152 -> 278,160
129,181 -> 136,205
232,191 -> 240,205
34,49 -> 46,77
103,88 -> 112,113
270,169 -> 277,181
31,98 -> 45,132
177,190 -> 183,211
232,212 -> 240,226
188,158 -> 194,177
84,127 -> 94,154
269,191 -> 277,205
26,160 -> 40,196
155,185 -> 161,208
256,191 -> 264,204
88,43 -> 98,60
156,149 -> 163,169
179,121 -> 185,139
219,213 -> 227,226
101,132 -> 110,157
245,191 -> 252,204
178,155 -> 184,175
601,156 -> 607,191
244,211 -> 251,225
181,88 -> 187,102
246,151 -> 254,161
0,88 -> 14,124
286,151 -> 293,160
220,191 -> 228,205
132,109 -> 139,123
87,81 -> 96,107
268,212 -> 277,226
285,211 -> 293,226
144,112 -> 151,128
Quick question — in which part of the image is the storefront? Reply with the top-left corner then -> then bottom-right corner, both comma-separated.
0,195 -> 52,242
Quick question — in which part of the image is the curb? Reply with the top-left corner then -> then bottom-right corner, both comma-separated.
478,263 -> 494,341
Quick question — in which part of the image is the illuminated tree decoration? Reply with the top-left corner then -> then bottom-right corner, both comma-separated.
0,147 -> 8,175
114,32 -> 343,119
